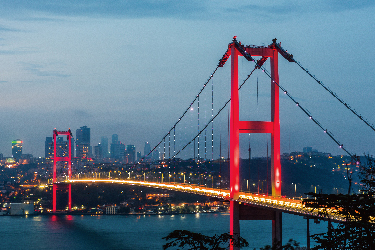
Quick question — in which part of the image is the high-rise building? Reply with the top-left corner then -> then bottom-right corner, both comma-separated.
101,136 -> 109,158
110,142 -> 125,160
112,134 -> 118,144
110,134 -> 125,160
76,126 -> 90,159
55,137 -> 73,158
153,150 -> 159,161
94,143 -> 102,159
45,136 -> 73,159
144,142 -> 151,157
126,145 -> 136,164
303,147 -> 312,153
12,139 -> 23,159
137,151 -> 142,162
45,137 -> 53,158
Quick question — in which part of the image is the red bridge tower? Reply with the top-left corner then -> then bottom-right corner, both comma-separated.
52,129 -> 73,213
219,37 -> 294,249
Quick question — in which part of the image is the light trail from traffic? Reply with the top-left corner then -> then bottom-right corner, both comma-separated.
60,178 -> 346,223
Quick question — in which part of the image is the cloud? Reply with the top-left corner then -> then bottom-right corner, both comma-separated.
2,1 -> 373,23
20,62 -> 70,78
0,26 -> 19,32
225,0 -> 375,17
0,50 -> 18,55
0,0 -> 207,19
72,109 -> 93,118
324,0 -> 375,12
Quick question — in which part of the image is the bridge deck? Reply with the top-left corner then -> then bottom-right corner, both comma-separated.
59,179 -> 345,223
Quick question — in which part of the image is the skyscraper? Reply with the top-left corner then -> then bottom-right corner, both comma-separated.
101,136 -> 109,158
126,145 -> 136,164
144,142 -> 151,157
112,134 -> 118,144
110,142 -> 125,160
55,137 -> 73,158
76,126 -> 90,159
94,143 -> 102,159
137,151 -> 142,162
12,139 -> 22,159
153,149 -> 159,161
45,137 -> 53,158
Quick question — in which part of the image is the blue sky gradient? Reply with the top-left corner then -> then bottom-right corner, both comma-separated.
0,1 -> 374,158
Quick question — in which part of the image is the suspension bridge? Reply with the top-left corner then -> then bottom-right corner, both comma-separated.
51,37 -> 373,249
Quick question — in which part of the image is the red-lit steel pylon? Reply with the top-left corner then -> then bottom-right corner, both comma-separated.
52,129 -> 73,213
219,37 -> 288,249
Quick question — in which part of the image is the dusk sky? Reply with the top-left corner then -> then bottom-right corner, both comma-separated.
0,1 -> 374,159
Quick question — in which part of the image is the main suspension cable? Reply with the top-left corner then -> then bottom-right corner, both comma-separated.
138,51 -> 230,164
254,61 -> 355,159
274,42 -> 375,133
296,60 -> 375,132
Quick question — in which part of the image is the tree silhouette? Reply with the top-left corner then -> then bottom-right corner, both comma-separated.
303,155 -> 375,249
162,230 -> 249,250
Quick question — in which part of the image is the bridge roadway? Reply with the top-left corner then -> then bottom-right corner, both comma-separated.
60,178 -> 345,223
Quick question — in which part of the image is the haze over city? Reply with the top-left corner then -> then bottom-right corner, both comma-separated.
0,1 -> 374,159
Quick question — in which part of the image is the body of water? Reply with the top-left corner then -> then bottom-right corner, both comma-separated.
0,213 -> 328,249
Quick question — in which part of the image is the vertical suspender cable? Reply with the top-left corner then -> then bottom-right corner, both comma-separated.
198,94 -> 200,160
212,79 -> 214,161
163,138 -> 165,160
173,127 -> 176,156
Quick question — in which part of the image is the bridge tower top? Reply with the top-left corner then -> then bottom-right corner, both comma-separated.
52,128 -> 73,182
220,37 -> 294,199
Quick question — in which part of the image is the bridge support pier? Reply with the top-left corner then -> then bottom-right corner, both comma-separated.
272,210 -> 282,245
53,183 -> 72,212
307,218 -> 310,250
230,201 -> 240,250
238,204 -> 282,245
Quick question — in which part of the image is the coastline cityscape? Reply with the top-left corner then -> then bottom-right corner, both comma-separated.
0,125 -> 356,216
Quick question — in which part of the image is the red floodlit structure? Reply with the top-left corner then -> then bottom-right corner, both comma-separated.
52,129 -> 73,213
219,37 -> 294,249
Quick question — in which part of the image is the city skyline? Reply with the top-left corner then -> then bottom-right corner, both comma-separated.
0,1 -> 374,158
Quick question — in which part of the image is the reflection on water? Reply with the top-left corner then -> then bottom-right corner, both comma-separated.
0,213 -> 328,250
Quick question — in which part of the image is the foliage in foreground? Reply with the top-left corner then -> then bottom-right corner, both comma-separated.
162,230 -> 249,250
303,155 -> 375,250
163,230 -> 307,250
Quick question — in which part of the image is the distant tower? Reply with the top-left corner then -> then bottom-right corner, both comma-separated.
136,151 -> 142,162
45,137 -> 53,158
112,134 -> 118,144
12,139 -> 23,159
153,150 -> 159,161
303,147 -> 312,153
110,134 -> 125,160
111,143 -> 125,160
144,142 -> 151,157
76,126 -> 90,159
101,136 -> 109,158
126,145 -> 136,164
94,143 -> 102,159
